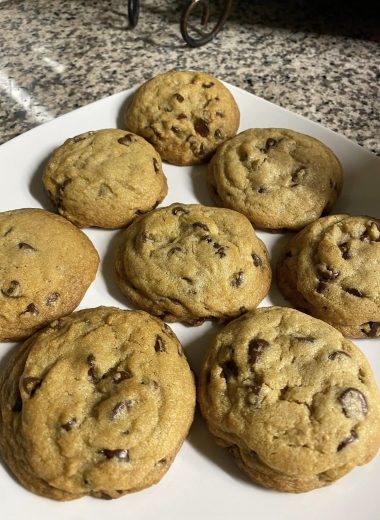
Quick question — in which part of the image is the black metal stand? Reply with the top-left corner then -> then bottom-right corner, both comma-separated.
127,0 -> 233,47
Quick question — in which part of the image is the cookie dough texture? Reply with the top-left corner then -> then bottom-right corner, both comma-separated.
0,208 -> 99,341
115,204 -> 271,325
198,306 -> 380,492
208,128 -> 343,230
277,214 -> 380,338
0,307 -> 195,500
43,129 -> 168,228
123,70 -> 240,165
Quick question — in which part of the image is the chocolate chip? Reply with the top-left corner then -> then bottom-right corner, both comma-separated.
231,270 -> 244,288
216,111 -> 225,117
141,232 -> 155,242
252,253 -> 262,267
317,267 -> 340,281
177,113 -> 187,120
293,335 -> 316,342
360,230 -> 370,242
113,370 -> 133,383
345,288 -> 364,297
202,82 -> 214,88
257,186 -> 267,193
193,222 -> 209,232
152,157 -> 160,173
46,292 -> 60,305
3,227 -> 14,236
194,118 -> 210,137
23,377 -> 42,396
1,280 -> 21,298
361,321 -> 380,337
214,129 -> 223,139
19,303 -> 39,316
200,235 -> 213,243
168,246 -> 182,256
118,134 -> 135,145
172,206 -> 189,216
87,354 -> 96,366
328,350 -> 351,360
181,276 -> 193,284
99,492 -> 113,500
337,429 -> 358,451
111,400 -> 134,419
59,178 -> 72,193
174,93 -> 184,102
291,166 -> 307,185
171,126 -> 181,134
156,457 -> 167,466
18,242 -> 36,251
221,360 -> 238,379
150,125 -> 163,140
62,418 -> 77,431
50,318 -> 64,330
215,246 -> 226,258
154,335 -> 166,352
248,339 -> 269,364
339,388 -> 368,419
316,281 -> 327,293
98,448 -> 129,461
265,138 -> 277,150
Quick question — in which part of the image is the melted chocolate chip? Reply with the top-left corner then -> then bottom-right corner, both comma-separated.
257,186 -> 267,193
202,82 -> 214,88
171,126 -> 181,134
174,93 -> 184,102
18,242 -> 36,251
1,280 -> 21,298
231,270 -> 244,288
154,335 -> 166,352
293,335 -> 316,342
194,118 -> 210,137
337,429 -> 358,451
214,129 -> 223,139
317,267 -> 340,281
193,222 -> 210,231
265,138 -> 277,150
111,400 -> 134,418
339,388 -> 368,418
316,281 -> 327,293
221,360 -> 238,379
328,350 -> 351,360
172,206 -> 189,216
153,157 -> 160,173
19,303 -> 39,316
216,111 -> 224,117
87,354 -> 96,366
345,288 -> 364,297
113,370 -> 133,383
361,321 -> 380,337
215,246 -> 226,258
62,418 -> 77,431
177,113 -> 187,120
200,235 -> 213,243
23,377 -> 42,396
46,292 -> 60,305
98,448 -> 129,461
118,134 -> 135,145
252,253 -> 262,267
248,339 -> 269,364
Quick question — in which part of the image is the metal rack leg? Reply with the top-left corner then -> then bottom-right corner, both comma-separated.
128,0 -> 140,28
180,0 -> 233,47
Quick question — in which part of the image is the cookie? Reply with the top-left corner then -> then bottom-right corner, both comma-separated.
198,306 -> 380,492
0,208 -> 99,341
123,70 -> 240,165
208,128 -> 343,230
0,306 -> 195,500
277,214 -> 380,338
115,203 -> 271,325
43,129 -> 168,229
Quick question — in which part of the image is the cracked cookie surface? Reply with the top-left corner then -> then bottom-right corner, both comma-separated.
115,203 -> 271,325
123,70 -> 240,165
277,214 -> 380,337
198,306 -> 380,492
0,306 -> 195,500
208,128 -> 343,230
43,129 -> 168,229
0,208 -> 99,341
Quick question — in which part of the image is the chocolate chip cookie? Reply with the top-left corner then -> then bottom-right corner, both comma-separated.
0,307 -> 195,500
43,129 -> 168,228
123,70 -> 240,165
198,306 -> 380,492
277,214 -> 380,338
208,128 -> 343,230
0,208 -> 99,341
115,203 -> 271,325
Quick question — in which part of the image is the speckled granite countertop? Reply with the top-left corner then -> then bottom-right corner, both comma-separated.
0,0 -> 379,154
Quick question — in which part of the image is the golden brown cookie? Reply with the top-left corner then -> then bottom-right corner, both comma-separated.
123,70 -> 240,165
0,208 -> 99,341
0,307 -> 195,500
277,214 -> 380,337
43,129 -> 168,229
208,128 -> 343,230
115,203 -> 271,325
198,306 -> 380,492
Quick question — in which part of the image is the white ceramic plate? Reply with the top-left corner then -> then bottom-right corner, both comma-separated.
0,83 -> 379,520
